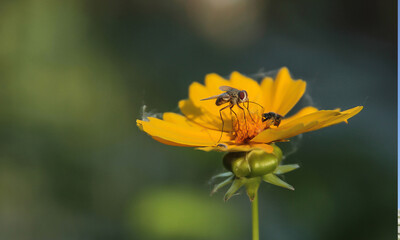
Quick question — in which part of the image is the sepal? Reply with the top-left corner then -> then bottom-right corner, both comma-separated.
262,174 -> 294,190
224,178 -> 246,201
211,175 -> 234,196
245,177 -> 261,201
274,164 -> 300,175
211,145 -> 299,201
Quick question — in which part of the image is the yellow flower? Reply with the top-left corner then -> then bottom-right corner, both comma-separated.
137,67 -> 362,153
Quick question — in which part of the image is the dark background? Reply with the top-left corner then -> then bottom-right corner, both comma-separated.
0,0 -> 396,239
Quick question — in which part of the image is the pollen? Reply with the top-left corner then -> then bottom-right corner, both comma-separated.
232,110 -> 273,144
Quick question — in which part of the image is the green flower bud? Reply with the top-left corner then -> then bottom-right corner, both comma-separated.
247,149 -> 279,177
223,147 -> 281,178
272,144 -> 283,164
223,152 -> 250,177
214,146 -> 298,201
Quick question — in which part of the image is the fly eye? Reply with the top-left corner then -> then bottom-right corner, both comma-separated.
239,91 -> 247,100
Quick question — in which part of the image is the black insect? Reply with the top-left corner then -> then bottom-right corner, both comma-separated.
262,112 -> 283,127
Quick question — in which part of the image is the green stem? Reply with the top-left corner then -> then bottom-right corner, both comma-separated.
252,192 -> 259,240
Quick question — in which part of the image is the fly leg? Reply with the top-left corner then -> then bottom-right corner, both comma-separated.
245,101 -> 256,123
230,105 -> 239,134
248,100 -> 264,113
246,101 -> 265,123
236,103 -> 249,134
229,107 -> 237,133
217,104 -> 230,143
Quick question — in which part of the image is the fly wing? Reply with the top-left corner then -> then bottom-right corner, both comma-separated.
219,86 -> 236,92
200,94 -> 222,101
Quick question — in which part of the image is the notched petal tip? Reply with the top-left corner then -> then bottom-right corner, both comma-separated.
136,119 -> 144,130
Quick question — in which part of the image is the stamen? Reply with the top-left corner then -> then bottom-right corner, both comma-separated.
233,109 -> 269,144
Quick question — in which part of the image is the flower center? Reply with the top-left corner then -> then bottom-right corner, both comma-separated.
232,109 -> 275,144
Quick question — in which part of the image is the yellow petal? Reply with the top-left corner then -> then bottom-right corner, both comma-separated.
252,106 -> 362,143
204,73 -> 231,95
163,112 -> 203,127
306,106 -> 363,131
229,71 -> 263,104
228,72 -> 265,115
281,106 -> 319,124
260,77 -> 274,111
266,67 -> 306,116
151,136 -> 192,147
248,143 -> 275,153
137,114 -> 231,146
185,72 -> 266,132
252,121 -> 319,143
281,106 -> 362,130
179,99 -> 233,131
188,82 -> 231,122
197,143 -> 274,153
153,114 -> 214,146
280,109 -> 342,129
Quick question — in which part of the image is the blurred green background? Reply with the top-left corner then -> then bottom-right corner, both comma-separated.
0,0 -> 395,239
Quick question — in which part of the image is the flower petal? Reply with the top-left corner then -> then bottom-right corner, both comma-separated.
280,109 -> 340,128
229,71 -> 263,104
251,122 -> 319,143
197,143 -> 274,153
137,113 -> 231,146
281,106 -> 319,124
204,73 -> 231,95
183,72 -> 265,131
252,106 -> 362,143
187,82 -> 235,128
306,106 -> 363,131
189,82 -> 229,118
151,136 -> 192,147
281,106 -> 362,130
261,67 -> 306,116
179,99 -> 233,131
260,77 -> 274,111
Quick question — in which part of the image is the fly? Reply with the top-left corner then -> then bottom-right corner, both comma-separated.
201,86 -> 263,142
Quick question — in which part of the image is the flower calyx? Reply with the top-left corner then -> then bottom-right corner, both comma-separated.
211,145 -> 299,201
